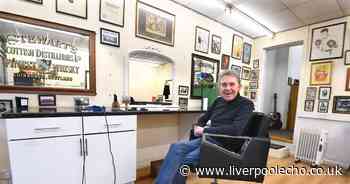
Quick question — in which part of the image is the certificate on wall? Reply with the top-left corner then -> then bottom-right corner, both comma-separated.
100,0 -> 125,27
56,0 -> 88,19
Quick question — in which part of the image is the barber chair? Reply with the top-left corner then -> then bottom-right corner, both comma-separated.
197,112 -> 271,183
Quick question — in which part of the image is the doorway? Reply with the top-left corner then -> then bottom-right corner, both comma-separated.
262,42 -> 303,143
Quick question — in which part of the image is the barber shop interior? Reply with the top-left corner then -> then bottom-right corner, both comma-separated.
1,0 -> 350,183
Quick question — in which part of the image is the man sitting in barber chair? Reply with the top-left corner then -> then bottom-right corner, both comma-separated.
155,70 -> 255,184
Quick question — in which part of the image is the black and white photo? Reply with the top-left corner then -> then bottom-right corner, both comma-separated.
100,28 -> 120,47
318,100 -> 329,113
0,99 -> 13,113
178,85 -> 189,96
56,0 -> 88,19
211,34 -> 221,55
304,100 -> 314,112
319,87 -> 331,100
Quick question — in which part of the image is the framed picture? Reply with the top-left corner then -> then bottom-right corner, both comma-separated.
249,81 -> 258,89
250,91 -> 257,101
38,94 -> 56,106
221,54 -> 230,70
344,50 -> 350,65
241,66 -> 251,80
24,0 -> 43,4
333,96 -> 350,114
253,59 -> 259,69
310,61 -> 332,85
231,34 -> 243,60
99,0 -> 125,27
230,65 -> 241,78
56,0 -> 88,19
306,87 -> 317,100
304,100 -> 314,112
178,85 -> 189,96
346,68 -> 350,91
309,22 -> 346,61
211,34 -> 221,55
318,100 -> 329,113
250,70 -> 259,81
194,26 -> 210,53
319,87 -> 331,100
135,1 -> 175,46
100,28 -> 120,47
242,42 -> 252,64
178,97 -> 188,110
190,54 -> 219,99
0,99 -> 13,113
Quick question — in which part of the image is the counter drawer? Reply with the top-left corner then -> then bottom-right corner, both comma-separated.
6,117 -> 82,140
83,115 -> 136,134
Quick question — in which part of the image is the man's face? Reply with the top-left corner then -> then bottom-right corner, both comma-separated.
219,75 -> 240,101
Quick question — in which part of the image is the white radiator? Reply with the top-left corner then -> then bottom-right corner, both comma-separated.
295,129 -> 327,165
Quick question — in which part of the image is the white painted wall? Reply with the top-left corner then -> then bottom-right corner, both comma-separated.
288,45 -> 303,80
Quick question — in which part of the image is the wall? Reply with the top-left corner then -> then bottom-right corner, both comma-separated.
254,17 -> 350,167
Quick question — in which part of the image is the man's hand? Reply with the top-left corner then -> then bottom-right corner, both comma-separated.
194,125 -> 205,136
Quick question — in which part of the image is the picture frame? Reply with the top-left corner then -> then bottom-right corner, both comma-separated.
24,0 -> 43,4
346,68 -> 350,91
309,22 -> 346,61
249,81 -> 258,90
230,65 -> 241,78
241,66 -> 251,80
333,96 -> 350,114
178,97 -> 188,110
190,53 -> 219,99
0,99 -> 13,113
250,91 -> 257,101
100,28 -> 120,47
38,94 -> 56,106
319,87 -> 331,100
99,0 -> 125,27
304,100 -> 314,112
318,100 -> 329,113
344,50 -> 350,65
56,0 -> 88,19
178,85 -> 189,96
306,87 -> 317,100
194,26 -> 210,54
221,54 -> 230,70
242,42 -> 252,65
231,34 -> 243,60
250,70 -> 259,81
211,34 -> 221,55
253,59 -> 259,69
135,1 -> 175,47
310,61 -> 332,85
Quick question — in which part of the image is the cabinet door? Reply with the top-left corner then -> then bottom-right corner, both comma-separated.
8,136 -> 83,184
85,131 -> 136,184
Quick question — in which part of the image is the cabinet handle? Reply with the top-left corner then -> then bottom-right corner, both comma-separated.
105,123 -> 122,128
34,127 -> 61,132
85,138 -> 88,156
79,138 -> 83,156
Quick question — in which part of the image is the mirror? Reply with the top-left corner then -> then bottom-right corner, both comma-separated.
0,12 -> 96,95
128,49 -> 174,104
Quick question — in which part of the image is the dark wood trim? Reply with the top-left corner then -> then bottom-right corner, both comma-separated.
346,68 -> 350,91
99,0 -> 125,27
242,42 -> 252,65
55,0 -> 88,19
271,134 -> 293,144
194,26 -> 210,54
0,11 -> 96,96
231,34 -> 243,60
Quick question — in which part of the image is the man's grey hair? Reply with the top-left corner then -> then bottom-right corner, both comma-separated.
218,70 -> 241,86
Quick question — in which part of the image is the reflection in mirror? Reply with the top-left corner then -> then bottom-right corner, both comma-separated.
128,49 -> 174,104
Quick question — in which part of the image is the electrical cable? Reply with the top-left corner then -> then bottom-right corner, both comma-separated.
104,111 -> 118,184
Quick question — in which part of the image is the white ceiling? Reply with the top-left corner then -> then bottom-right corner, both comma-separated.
171,0 -> 350,38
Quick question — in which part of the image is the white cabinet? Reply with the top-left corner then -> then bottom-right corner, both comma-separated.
8,136 -> 83,184
4,115 -> 137,184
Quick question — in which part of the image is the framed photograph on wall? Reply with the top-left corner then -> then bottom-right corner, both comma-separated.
221,54 -> 230,70
309,22 -> 346,61
346,68 -> 350,91
194,26 -> 210,53
310,61 -> 332,85
250,91 -> 256,101
100,28 -> 120,47
344,50 -> 350,65
0,99 -> 13,113
178,97 -> 188,110
24,0 -> 43,4
250,70 -> 259,81
318,100 -> 329,113
306,87 -> 317,100
38,94 -> 56,106
211,34 -> 221,55
56,0 -> 88,19
136,1 -> 175,46
241,66 -> 251,80
231,34 -> 243,60
230,65 -> 241,78
253,59 -> 259,69
319,87 -> 331,100
333,96 -> 350,114
100,0 -> 125,27
249,81 -> 258,89
242,42 -> 252,64
178,85 -> 189,96
304,100 -> 314,112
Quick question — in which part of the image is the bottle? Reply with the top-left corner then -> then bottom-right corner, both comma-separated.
112,94 -> 120,109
